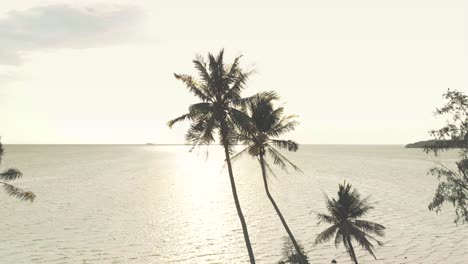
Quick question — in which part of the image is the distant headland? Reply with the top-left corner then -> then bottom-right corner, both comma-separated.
405,139 -> 459,148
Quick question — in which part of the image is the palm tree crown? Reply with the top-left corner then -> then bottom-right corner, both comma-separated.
315,182 -> 385,264
0,139 -> 35,201
168,49 -> 252,149
234,91 -> 300,171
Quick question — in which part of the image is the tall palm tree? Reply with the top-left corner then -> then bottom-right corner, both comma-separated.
168,50 -> 256,263
314,182 -> 385,264
0,139 -> 35,201
232,92 -> 307,263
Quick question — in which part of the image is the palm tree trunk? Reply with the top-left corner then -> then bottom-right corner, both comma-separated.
259,153 -> 306,263
346,237 -> 359,264
220,121 -> 256,264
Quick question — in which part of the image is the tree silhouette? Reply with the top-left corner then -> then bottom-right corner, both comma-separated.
0,139 -> 35,201
424,89 -> 467,224
315,182 -> 385,264
232,91 -> 306,262
168,50 -> 256,263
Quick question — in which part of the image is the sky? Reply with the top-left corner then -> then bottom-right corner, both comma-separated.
0,0 -> 467,144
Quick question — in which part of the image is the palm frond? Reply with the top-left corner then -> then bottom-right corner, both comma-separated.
174,73 -> 211,101
1,182 -> 35,202
268,119 -> 299,137
342,233 -> 350,252
0,168 -> 23,181
185,116 -> 214,147
268,106 -> 285,128
229,107 -> 254,133
353,220 -> 385,237
200,115 -> 217,144
334,229 -> 344,248
230,146 -> 252,163
249,95 -> 276,132
167,113 -> 192,128
271,139 -> 299,152
349,226 -> 380,259
349,195 -> 374,218
267,147 -> 287,170
253,91 -> 279,103
225,55 -> 242,84
233,90 -> 278,108
207,51 -> 224,96
168,103 -> 213,129
325,197 -> 342,219
224,69 -> 253,102
315,224 -> 338,245
188,102 -> 212,115
263,159 -> 279,179
316,213 -> 335,225
216,49 -> 225,76
267,147 -> 302,172
192,57 -> 211,86
235,132 -> 254,145
218,120 -> 238,152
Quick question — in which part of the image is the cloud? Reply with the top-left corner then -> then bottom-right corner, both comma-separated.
0,4 -> 145,65
0,72 -> 20,84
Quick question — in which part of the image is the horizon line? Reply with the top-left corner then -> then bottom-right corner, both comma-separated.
4,143 -> 409,146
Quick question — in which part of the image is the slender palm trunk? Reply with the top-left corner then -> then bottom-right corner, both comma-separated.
346,236 -> 358,264
220,121 -> 256,264
259,154 -> 306,263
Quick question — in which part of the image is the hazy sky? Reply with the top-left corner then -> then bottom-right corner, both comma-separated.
0,0 -> 467,144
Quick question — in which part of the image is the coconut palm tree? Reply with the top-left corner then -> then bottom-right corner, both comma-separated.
0,139 -> 35,201
315,182 -> 385,264
277,236 -> 310,264
168,50 -> 256,263
232,92 -> 306,263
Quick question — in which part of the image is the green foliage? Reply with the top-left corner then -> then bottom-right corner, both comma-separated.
425,89 -> 468,155
425,89 -> 468,224
0,139 -> 35,202
315,182 -> 385,264
277,236 -> 310,264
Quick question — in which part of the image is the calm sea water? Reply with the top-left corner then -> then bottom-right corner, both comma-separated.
0,145 -> 467,263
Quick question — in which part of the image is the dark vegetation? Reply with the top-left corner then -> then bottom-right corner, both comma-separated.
277,237 -> 310,264
314,183 -> 385,264
405,139 -> 460,149
168,50 -> 257,263
0,139 -> 35,201
423,89 -> 467,224
168,50 -> 388,263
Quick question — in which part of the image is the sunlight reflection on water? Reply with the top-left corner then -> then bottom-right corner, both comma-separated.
0,145 -> 467,263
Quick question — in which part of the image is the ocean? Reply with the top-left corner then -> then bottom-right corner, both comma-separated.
0,145 -> 467,263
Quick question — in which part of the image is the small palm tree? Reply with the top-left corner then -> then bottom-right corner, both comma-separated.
277,236 -> 310,264
168,50 -> 256,263
233,92 -> 306,262
0,139 -> 35,201
315,182 -> 385,264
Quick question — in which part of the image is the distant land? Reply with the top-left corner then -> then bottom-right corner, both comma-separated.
405,139 -> 459,148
